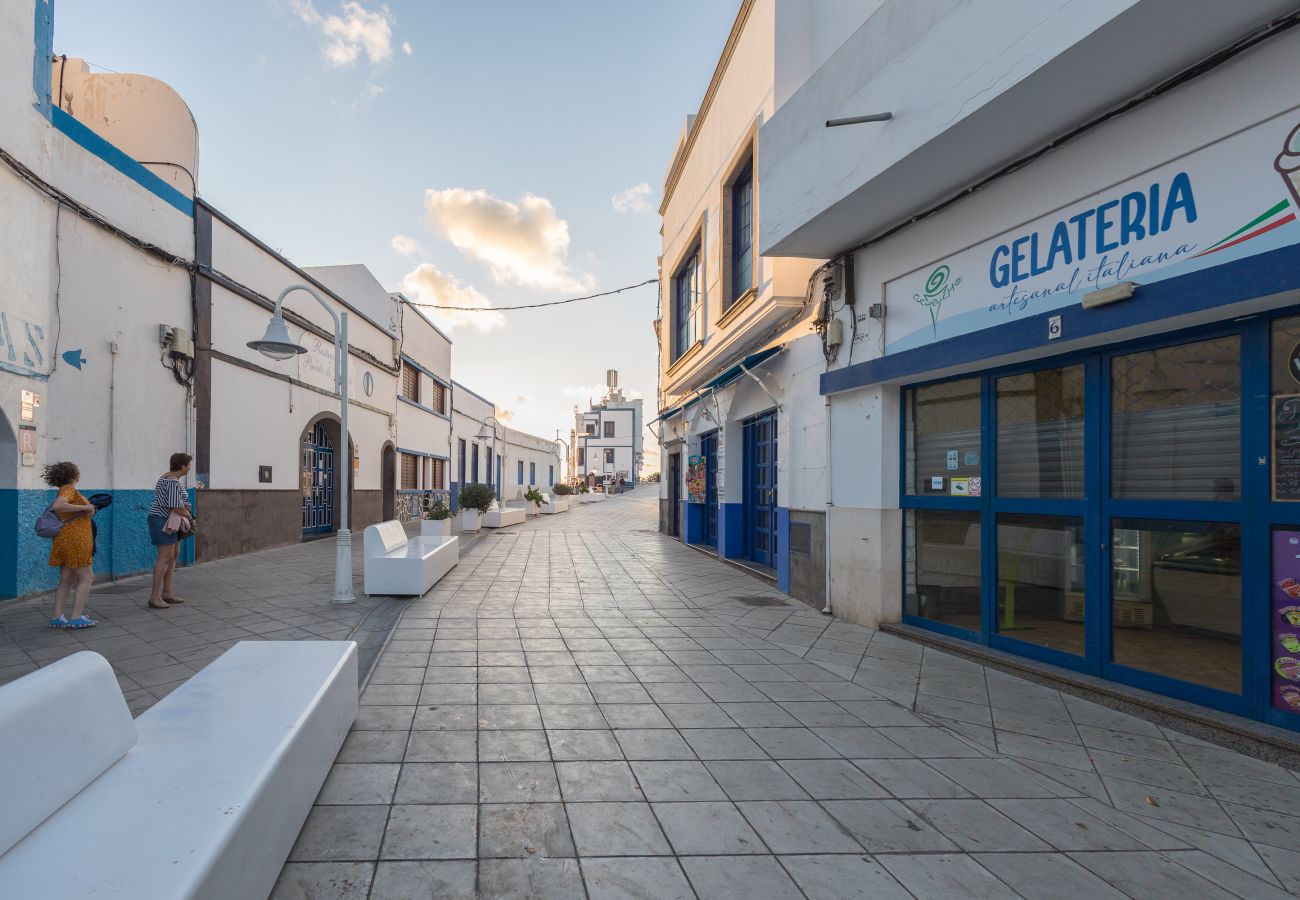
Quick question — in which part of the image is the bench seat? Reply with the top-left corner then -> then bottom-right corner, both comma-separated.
364,520 -> 458,596
0,641 -> 357,899
482,506 -> 527,528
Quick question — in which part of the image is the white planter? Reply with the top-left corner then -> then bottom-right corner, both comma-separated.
460,509 -> 481,532
526,503 -> 540,517
421,518 -> 452,538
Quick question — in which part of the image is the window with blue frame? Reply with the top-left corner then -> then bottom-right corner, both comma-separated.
518,460 -> 524,483
529,462 -> 536,485
549,465 -> 554,485
672,246 -> 701,362
471,444 -> 479,483
728,160 -> 753,308
899,323 -> 1268,720
458,439 -> 466,484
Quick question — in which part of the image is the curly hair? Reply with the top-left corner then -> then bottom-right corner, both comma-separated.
42,461 -> 79,487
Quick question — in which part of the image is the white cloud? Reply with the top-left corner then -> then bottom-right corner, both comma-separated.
516,394 -> 534,404
291,0 -> 396,66
611,182 -> 653,215
390,234 -> 421,256
400,263 -> 506,333
422,188 -> 595,292
401,41 -> 413,55
496,407 -> 517,423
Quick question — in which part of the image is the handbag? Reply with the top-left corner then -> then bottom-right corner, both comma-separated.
163,512 -> 191,535
34,503 -> 64,539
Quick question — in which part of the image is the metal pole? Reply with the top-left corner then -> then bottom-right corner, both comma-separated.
334,312 -> 355,604
825,112 -> 893,128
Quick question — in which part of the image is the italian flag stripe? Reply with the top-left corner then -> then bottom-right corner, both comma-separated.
1193,212 -> 1296,258
1195,198 -> 1291,256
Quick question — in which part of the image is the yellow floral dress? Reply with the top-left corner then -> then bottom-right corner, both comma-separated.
48,485 -> 93,569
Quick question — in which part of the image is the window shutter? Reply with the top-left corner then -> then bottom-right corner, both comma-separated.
400,453 -> 418,490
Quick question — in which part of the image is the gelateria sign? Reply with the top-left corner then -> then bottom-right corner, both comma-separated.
884,110 -> 1300,354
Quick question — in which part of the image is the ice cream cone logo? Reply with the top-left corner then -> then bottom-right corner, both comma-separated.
914,264 -> 961,338
1278,121 -> 1300,210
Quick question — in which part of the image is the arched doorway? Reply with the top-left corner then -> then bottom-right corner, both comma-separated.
300,413 -> 354,539
0,408 -> 16,598
381,443 -> 396,520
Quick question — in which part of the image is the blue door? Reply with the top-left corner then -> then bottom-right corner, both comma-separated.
701,431 -> 718,547
744,412 -> 777,566
302,421 -> 335,535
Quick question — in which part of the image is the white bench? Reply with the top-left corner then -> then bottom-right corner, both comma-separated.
364,519 -> 458,596
578,492 -> 605,503
482,503 -> 527,528
540,494 -> 569,514
0,642 -> 356,900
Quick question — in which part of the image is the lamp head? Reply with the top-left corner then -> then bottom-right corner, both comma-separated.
475,424 -> 494,441
248,315 -> 305,361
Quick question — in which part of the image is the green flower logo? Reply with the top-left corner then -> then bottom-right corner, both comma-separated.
914,264 -> 961,338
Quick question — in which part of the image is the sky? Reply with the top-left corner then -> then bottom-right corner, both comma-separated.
53,0 -> 742,474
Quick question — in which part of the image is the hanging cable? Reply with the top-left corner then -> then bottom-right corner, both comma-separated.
405,278 -> 657,312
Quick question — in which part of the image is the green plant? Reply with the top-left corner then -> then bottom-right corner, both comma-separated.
458,483 -> 495,513
577,483 -> 590,494
552,483 -> 573,496
424,497 -> 451,521
524,487 -> 545,506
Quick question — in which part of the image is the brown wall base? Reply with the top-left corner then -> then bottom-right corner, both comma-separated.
196,489 -> 385,562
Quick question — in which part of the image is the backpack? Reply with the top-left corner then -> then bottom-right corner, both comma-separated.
34,503 -> 64,539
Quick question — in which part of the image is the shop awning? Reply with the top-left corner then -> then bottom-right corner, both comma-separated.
653,344 -> 785,424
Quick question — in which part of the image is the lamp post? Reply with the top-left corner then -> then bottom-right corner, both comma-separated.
249,283 -> 355,605
475,417 -> 501,499
555,434 -> 569,486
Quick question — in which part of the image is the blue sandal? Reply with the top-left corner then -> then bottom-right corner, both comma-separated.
48,615 -> 68,629
65,615 -> 97,629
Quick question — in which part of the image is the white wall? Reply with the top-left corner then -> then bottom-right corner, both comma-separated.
391,303 -> 452,476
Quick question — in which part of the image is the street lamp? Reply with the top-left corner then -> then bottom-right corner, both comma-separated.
249,283 -> 355,605
555,433 -> 569,486
475,416 -> 501,499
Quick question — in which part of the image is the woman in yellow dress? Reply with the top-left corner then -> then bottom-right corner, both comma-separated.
43,461 -> 97,629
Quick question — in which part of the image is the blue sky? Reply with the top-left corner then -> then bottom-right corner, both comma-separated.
53,0 -> 740,468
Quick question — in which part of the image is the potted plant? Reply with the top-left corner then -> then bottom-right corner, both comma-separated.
457,483 -> 494,533
421,497 -> 452,538
552,483 -> 573,496
524,486 -> 545,516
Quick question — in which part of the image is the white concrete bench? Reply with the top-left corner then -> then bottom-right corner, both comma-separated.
482,503 -> 527,528
540,494 -> 569,514
364,519 -> 458,596
0,641 -> 356,900
578,492 -> 605,503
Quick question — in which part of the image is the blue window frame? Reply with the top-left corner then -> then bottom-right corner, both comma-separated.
518,460 -> 524,483
471,444 -> 480,483
458,439 -> 466,484
549,465 -> 554,485
899,309 -> 1300,731
529,462 -> 536,485
672,246 -> 701,362
728,161 -> 753,308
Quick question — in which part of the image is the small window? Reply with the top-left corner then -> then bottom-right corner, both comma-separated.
458,439 -> 466,482
518,460 -> 524,483
400,453 -> 418,490
604,421 -> 615,438
728,160 -> 753,307
578,448 -> 585,466
605,449 -> 615,465
430,458 -> 445,490
529,462 -> 536,485
429,380 -> 446,415
672,246 -> 701,362
585,423 -> 595,435
471,444 -> 480,483
549,465 -> 554,485
401,362 -> 420,403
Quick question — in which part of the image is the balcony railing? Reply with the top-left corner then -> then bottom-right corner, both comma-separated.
395,489 -> 451,523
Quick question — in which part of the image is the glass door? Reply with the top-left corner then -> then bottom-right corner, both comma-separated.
701,431 -> 718,547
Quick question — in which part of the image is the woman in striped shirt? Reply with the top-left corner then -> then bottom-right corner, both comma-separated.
147,452 -> 193,610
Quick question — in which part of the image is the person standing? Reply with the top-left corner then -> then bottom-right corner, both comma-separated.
147,453 -> 193,610
43,461 -> 96,629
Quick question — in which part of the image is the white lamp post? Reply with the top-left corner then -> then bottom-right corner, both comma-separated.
475,417 -> 501,499
249,283 -> 355,604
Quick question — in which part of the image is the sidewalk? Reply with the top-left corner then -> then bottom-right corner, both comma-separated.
273,492 -> 1300,900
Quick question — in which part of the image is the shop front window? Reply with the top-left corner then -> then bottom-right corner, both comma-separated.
906,377 -> 981,497
1271,315 -> 1300,501
996,366 -> 1084,498
904,509 -> 980,632
1110,518 -> 1241,694
996,515 -> 1085,656
1111,337 -> 1241,501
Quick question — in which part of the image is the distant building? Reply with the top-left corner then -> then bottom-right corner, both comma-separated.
571,370 -> 643,489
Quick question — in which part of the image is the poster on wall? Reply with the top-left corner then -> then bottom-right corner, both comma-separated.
1271,530 -> 1300,714
883,111 -> 1300,355
686,455 -> 706,504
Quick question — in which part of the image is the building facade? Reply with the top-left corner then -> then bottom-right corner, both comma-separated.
761,0 -> 1300,729
502,426 -> 562,500
654,0 -> 827,607
572,370 -> 643,489
389,294 -> 453,518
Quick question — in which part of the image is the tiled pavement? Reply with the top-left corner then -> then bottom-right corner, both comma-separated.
272,493 -> 1300,899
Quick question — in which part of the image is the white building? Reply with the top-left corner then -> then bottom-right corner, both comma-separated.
450,380 -> 560,507
387,292 -> 453,517
654,0 -> 826,606
572,370 -> 643,489
503,427 -> 562,500
761,0 -> 1300,730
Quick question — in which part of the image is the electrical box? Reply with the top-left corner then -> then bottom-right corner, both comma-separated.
826,318 -> 844,348
169,327 -> 195,359
868,303 -> 886,320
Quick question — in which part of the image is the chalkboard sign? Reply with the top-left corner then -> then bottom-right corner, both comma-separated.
1274,394 -> 1300,501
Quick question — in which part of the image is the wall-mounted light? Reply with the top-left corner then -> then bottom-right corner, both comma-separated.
826,112 -> 893,128
1082,281 -> 1138,309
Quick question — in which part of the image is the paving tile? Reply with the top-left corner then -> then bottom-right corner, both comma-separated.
600,703 -> 673,729
927,757 -> 1077,799
547,729 -> 624,760
632,760 -> 727,801
316,763 -> 400,805
478,858 -> 585,899
779,758 -> 889,799
614,728 -> 695,760
479,802 -> 575,858
971,853 -> 1125,899
404,731 -> 477,763
567,801 -> 672,856
393,762 -> 477,804
412,704 -> 477,731
904,798 -> 1051,851
381,804 -> 477,860
652,801 -> 766,855
338,731 -> 408,764
877,852 -> 1019,900
736,800 -> 863,853
1068,851 -> 1238,899
822,799 -> 959,853
556,760 -> 645,801
580,856 -> 694,900
702,759 -> 808,801
744,727 -> 838,759
479,730 -> 551,762
272,861 -> 374,899
678,855 -> 804,900
678,727 -> 767,760
288,805 -> 389,861
780,853 -> 913,900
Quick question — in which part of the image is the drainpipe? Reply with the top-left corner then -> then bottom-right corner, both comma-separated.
823,394 -> 833,615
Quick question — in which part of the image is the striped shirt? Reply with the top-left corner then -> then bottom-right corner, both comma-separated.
148,476 -> 189,519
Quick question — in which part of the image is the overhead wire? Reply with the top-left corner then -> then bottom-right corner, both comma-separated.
405,278 -> 657,312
